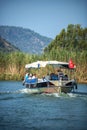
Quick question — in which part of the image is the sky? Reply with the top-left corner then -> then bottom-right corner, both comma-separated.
0,0 -> 87,38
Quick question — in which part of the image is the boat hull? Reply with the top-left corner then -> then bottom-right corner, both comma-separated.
25,81 -> 74,94
25,86 -> 73,94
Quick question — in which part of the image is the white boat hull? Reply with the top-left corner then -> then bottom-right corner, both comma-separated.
24,79 -> 77,94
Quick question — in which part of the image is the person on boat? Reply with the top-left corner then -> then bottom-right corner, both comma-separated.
45,73 -> 50,81
32,73 -> 36,79
32,73 -> 38,85
28,73 -> 32,79
24,73 -> 29,80
42,76 -> 46,81
64,74 -> 68,80
58,69 -> 64,80
23,73 -> 29,85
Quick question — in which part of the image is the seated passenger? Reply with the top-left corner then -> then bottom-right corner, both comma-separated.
25,73 -> 37,84
28,73 -> 32,79
42,76 -> 46,81
64,74 -> 68,80
49,72 -> 60,80
58,70 -> 64,80
45,73 -> 51,81
32,73 -> 36,79
32,73 -> 38,83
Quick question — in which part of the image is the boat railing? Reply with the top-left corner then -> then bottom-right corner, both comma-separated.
25,78 -> 38,88
25,78 -> 38,84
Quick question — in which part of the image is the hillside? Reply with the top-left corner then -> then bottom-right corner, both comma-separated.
0,36 -> 20,53
0,26 -> 52,54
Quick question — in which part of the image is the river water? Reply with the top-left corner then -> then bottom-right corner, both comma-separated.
0,81 -> 87,130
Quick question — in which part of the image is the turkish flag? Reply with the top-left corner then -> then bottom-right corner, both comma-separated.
69,59 -> 75,69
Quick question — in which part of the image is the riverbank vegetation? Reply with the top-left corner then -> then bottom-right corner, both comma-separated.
0,24 -> 87,83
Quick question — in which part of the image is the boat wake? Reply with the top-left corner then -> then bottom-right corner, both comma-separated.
17,88 -> 87,98
0,88 -> 87,99
17,89 -> 78,98
0,88 -> 31,95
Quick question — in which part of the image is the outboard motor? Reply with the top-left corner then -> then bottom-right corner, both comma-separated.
72,80 -> 78,91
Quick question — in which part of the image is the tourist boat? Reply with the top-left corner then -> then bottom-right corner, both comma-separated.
23,60 -> 77,94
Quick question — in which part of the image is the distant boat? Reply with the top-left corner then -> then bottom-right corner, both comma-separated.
23,60 -> 77,94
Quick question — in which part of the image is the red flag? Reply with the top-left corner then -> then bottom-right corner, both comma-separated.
69,59 -> 75,69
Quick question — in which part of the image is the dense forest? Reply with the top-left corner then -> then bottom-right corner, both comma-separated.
0,24 -> 87,83
43,24 -> 87,83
